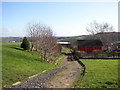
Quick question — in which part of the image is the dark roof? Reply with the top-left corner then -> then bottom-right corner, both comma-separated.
77,40 -> 103,46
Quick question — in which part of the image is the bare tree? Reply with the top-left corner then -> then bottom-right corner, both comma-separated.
86,21 -> 117,49
27,22 -> 61,63
27,22 -> 41,51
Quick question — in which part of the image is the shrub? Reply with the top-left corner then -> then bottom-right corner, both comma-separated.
21,37 -> 30,50
92,50 -> 102,58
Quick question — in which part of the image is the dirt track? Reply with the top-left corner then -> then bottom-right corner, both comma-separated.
11,54 -> 82,88
45,56 -> 81,88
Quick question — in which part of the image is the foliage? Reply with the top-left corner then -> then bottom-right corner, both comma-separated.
86,21 -> 117,49
74,59 -> 118,88
2,43 -> 64,87
27,22 -> 61,62
21,37 -> 30,50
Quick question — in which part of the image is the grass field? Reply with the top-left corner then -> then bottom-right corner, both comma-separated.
2,42 -> 64,87
74,59 -> 118,88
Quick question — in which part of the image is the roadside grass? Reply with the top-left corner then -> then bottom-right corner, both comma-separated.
74,59 -> 118,88
2,42 -> 64,87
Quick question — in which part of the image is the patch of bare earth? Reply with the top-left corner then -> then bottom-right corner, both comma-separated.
46,57 -> 82,88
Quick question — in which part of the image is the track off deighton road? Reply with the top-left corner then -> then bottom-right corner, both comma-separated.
11,53 -> 82,88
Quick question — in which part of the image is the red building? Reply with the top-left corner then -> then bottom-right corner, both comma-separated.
77,40 -> 103,53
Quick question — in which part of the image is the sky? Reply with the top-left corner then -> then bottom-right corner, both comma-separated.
2,1 -> 118,37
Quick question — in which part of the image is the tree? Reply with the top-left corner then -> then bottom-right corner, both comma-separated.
27,22 -> 61,62
26,22 -> 39,51
21,37 -> 30,50
86,21 -> 117,49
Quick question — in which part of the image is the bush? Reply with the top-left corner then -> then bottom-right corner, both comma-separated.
79,51 -> 87,58
92,50 -> 102,58
21,37 -> 30,50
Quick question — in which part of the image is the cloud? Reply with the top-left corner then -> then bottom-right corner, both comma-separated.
2,28 -> 26,37
2,28 -> 11,37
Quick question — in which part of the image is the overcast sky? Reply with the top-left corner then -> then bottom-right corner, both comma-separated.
2,1 -> 118,37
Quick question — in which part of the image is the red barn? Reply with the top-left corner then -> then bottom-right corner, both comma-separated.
77,40 -> 103,53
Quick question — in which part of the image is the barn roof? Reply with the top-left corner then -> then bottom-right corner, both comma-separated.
77,40 -> 103,46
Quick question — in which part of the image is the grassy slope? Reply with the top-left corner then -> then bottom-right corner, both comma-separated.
74,59 -> 118,88
2,42 -> 64,87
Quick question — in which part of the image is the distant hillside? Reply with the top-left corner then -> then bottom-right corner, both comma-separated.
57,35 -> 94,42
2,37 -> 23,42
57,36 -> 79,42
1,32 -> 120,43
57,32 -> 120,42
95,32 -> 120,41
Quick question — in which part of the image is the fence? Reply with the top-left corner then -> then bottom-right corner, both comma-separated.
75,51 -> 120,58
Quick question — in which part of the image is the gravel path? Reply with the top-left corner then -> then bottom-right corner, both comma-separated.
45,59 -> 81,88
11,67 -> 67,88
11,54 -> 82,88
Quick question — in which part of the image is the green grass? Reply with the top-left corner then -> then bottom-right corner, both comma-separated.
74,59 -> 118,88
2,42 -> 64,87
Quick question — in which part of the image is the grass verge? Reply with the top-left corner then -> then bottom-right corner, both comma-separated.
2,42 -> 64,87
74,59 -> 118,88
